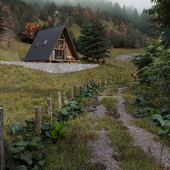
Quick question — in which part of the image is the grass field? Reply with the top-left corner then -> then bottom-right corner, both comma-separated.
2,37 -> 167,170
101,19 -> 119,32
0,39 -> 145,133
70,23 -> 81,39
35,17 -> 47,26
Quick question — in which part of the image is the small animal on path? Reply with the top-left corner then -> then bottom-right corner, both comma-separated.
130,71 -> 137,79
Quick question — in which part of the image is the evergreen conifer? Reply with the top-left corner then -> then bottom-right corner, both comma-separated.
87,17 -> 110,62
78,17 -> 92,60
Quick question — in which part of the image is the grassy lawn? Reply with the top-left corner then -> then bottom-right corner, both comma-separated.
1,39 -> 166,169
0,40 -> 144,132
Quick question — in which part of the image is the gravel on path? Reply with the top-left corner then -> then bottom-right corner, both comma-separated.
117,87 -> 170,168
115,53 -> 139,60
0,61 -> 99,73
88,88 -> 122,170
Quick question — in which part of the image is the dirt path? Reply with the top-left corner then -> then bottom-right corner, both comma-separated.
88,86 -> 170,169
88,88 -> 122,170
117,87 -> 170,168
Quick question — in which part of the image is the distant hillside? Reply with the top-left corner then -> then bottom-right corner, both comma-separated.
69,19 -> 120,39
36,17 -> 47,26
101,19 -> 119,32
70,23 -> 81,39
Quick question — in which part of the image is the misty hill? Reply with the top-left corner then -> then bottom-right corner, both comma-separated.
1,0 -> 149,49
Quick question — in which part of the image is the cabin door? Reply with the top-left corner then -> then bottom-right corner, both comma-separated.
52,50 -> 55,59
64,51 -> 66,60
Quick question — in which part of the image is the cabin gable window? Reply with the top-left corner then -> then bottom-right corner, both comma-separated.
35,42 -> 39,48
43,40 -> 48,46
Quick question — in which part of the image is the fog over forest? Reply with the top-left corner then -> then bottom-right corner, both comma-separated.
23,0 -> 151,14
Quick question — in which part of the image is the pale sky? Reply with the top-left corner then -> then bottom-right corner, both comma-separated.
112,0 -> 156,12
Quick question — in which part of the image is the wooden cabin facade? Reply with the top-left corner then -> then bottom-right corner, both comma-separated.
24,24 -> 80,63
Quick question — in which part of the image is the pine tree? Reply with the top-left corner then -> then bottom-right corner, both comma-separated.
78,17 -> 92,60
126,23 -> 134,48
87,17 -> 110,62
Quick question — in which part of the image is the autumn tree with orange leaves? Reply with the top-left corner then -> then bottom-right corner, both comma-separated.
119,22 -> 126,36
83,6 -> 95,19
23,21 -> 39,42
0,4 -> 15,50
105,27 -> 115,34
47,17 -> 54,27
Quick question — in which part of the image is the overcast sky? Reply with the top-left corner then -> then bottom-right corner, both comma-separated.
112,0 -> 156,12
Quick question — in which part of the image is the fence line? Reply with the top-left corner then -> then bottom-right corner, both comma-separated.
0,77 -> 120,169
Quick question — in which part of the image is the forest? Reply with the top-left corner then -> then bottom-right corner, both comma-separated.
0,0 -> 153,52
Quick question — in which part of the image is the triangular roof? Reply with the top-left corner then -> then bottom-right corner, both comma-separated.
24,24 -> 79,61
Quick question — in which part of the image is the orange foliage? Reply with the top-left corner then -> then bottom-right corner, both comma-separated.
23,21 -> 39,40
75,11 -> 80,16
83,6 -> 95,18
136,29 -> 140,33
128,23 -> 133,28
73,6 -> 78,11
143,33 -> 147,39
47,17 -> 54,26
105,27 -> 115,34
119,22 -> 126,36
2,5 -> 9,15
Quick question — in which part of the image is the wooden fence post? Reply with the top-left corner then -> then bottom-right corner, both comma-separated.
92,79 -> 94,86
0,107 -> 5,170
105,78 -> 107,85
70,87 -> 74,99
63,92 -> 67,105
74,86 -> 77,98
58,92 -> 61,112
99,79 -> 101,86
110,77 -> 112,84
88,80 -> 90,86
35,106 -> 41,136
117,77 -> 119,82
84,82 -> 87,91
47,98 -> 52,124
80,86 -> 82,95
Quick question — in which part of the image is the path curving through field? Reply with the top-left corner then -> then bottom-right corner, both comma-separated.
117,87 -> 170,168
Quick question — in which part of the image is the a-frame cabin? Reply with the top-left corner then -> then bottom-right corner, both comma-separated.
24,24 -> 80,63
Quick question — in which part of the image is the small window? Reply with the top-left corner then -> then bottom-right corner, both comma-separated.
35,42 -> 39,48
43,40 -> 48,46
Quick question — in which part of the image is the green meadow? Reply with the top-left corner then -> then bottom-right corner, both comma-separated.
0,38 -> 144,132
